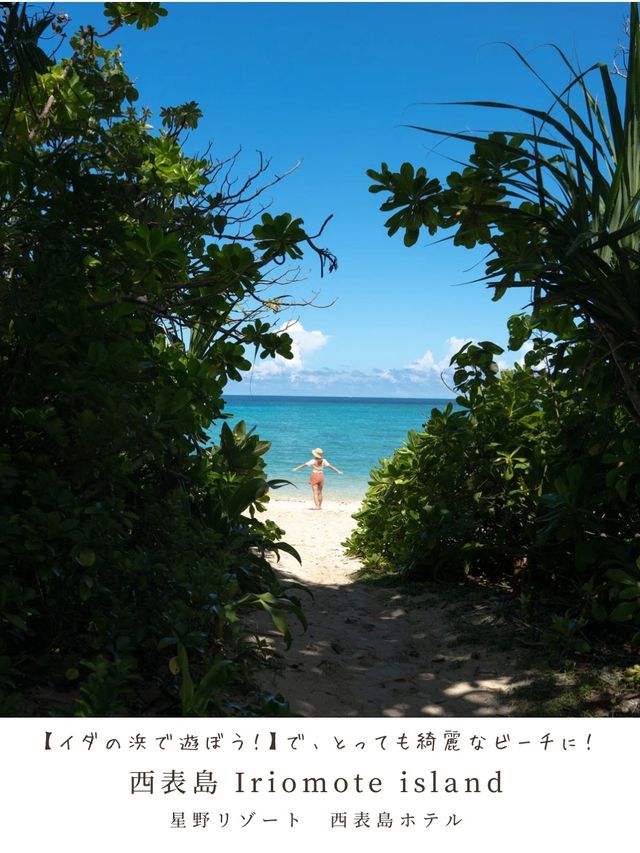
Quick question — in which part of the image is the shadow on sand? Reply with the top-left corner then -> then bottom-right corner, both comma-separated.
252,569 -> 530,718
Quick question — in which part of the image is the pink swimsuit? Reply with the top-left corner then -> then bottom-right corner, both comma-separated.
308,459 -> 325,485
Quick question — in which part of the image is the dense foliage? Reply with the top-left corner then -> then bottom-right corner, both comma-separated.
0,3 -> 335,715
348,7 -> 640,649
347,341 -> 640,649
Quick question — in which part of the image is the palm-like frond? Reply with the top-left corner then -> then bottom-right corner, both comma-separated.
403,3 -> 640,419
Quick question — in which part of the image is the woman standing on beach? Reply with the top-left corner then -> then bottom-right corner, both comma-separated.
292,448 -> 343,509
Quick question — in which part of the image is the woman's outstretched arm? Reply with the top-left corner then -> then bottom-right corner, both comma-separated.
326,462 -> 343,474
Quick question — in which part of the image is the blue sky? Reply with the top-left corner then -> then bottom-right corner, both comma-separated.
64,2 -> 628,396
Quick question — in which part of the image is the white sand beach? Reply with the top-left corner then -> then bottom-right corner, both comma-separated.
253,498 -> 530,717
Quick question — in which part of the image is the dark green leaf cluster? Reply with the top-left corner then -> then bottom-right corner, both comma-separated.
346,342 -> 640,644
368,8 -> 640,420
103,3 -> 168,31
367,162 -> 443,246
355,6 -> 640,649
0,5 -> 330,715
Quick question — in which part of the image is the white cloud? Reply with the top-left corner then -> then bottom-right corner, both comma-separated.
249,320 -> 329,378
287,321 -> 329,362
446,336 -> 470,358
376,368 -> 398,384
238,330 -> 538,396
409,335 -> 536,379
407,349 -> 437,372
407,336 -> 472,375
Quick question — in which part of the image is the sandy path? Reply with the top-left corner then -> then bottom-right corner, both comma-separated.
252,499 -> 529,717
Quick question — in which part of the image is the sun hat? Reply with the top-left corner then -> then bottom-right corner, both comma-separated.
312,448 -> 324,458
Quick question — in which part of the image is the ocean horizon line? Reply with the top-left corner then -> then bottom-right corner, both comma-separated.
223,392 -> 455,402
217,394 -> 460,501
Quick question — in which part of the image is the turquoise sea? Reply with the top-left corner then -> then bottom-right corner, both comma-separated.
212,395 -> 456,501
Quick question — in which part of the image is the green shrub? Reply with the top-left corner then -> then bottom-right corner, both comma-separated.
0,4 -> 330,715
